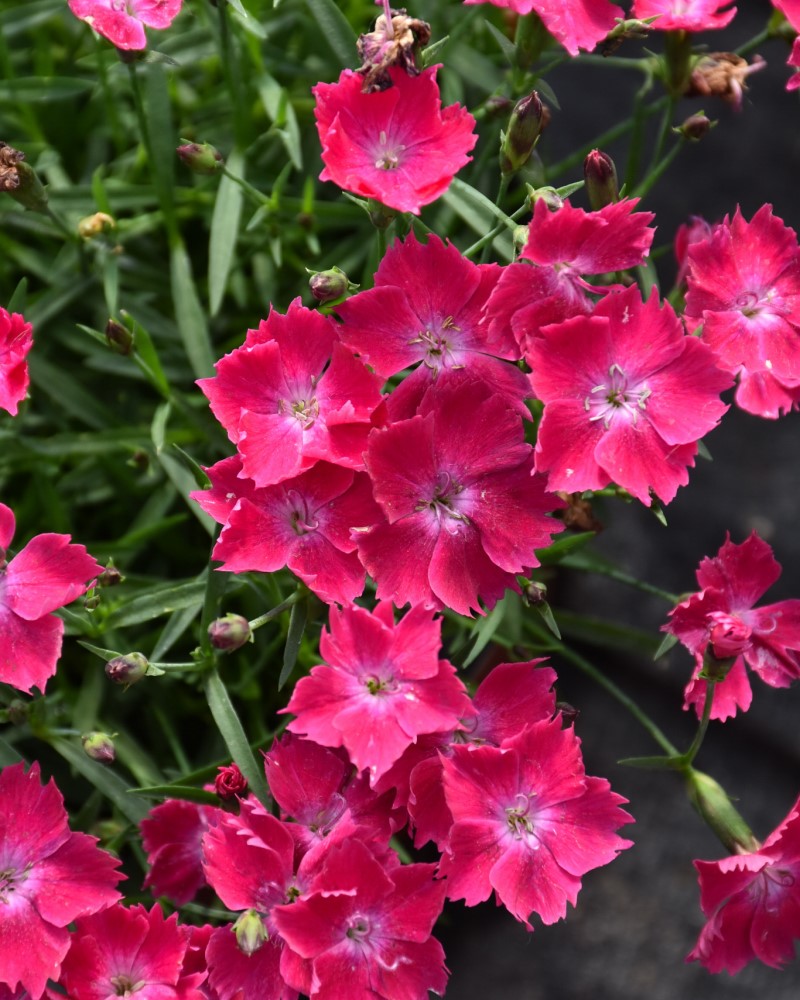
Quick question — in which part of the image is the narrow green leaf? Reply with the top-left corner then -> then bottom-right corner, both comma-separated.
618,754 -> 685,770
224,0 -> 249,16
158,452 -> 216,536
555,180 -> 584,198
0,77 -> 94,102
138,62 -> 177,232
420,35 -> 450,67
49,736 -> 148,824
7,277 -> 27,313
209,149 -> 245,316
151,401 -> 171,454
124,311 -> 171,399
483,19 -> 516,61
305,0 -> 357,66
105,578 -> 207,630
78,641 -> 122,662
172,445 -> 211,489
102,254 -> 119,317
533,600 -> 561,640
170,240 -> 215,379
204,669 -> 270,805
278,598 -> 307,689
130,784 -> 220,805
697,439 -> 713,461
150,603 -> 202,661
28,355 -> 113,431
0,737 -> 24,767
653,631 -> 679,660
443,179 -> 515,258
91,166 -> 114,215
534,77 -> 560,110
463,599 -> 506,668
535,531 -> 596,565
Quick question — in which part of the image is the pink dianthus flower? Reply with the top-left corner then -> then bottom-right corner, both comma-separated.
529,285 -> 731,506
684,204 -> 800,418
357,379 -> 564,615
461,0 -> 623,56
0,762 -> 123,999
789,37 -> 800,91
313,66 -> 476,215
141,798 -> 220,906
0,503 -> 101,694
67,0 -> 182,50
688,793 -> 800,973
665,532 -> 800,721
0,309 -> 32,417
632,0 -> 737,31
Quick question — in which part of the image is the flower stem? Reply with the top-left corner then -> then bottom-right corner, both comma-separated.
249,590 -> 304,631
463,201 -> 529,259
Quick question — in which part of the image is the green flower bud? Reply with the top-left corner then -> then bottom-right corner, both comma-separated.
675,114 -> 714,142
500,91 -> 544,175
208,614 -> 253,653
105,319 -> 135,356
687,770 -> 759,854
234,909 -> 268,956
81,732 -> 116,764
105,652 -> 149,687
0,143 -> 48,214
308,266 -> 353,305
177,141 -> 225,176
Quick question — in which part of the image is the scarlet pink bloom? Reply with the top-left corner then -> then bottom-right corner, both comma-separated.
67,0 -> 182,50
191,456 -> 256,527
484,198 -> 655,359
357,379 -> 564,615
787,36 -> 800,91
206,926 -> 296,1000
313,66 -> 476,215
529,285 -> 731,506
209,463 -> 381,606
336,232 -> 529,420
0,503 -> 101,694
198,300 -> 383,488
665,532 -> 800,721
688,793 -> 800,972
773,0 -> 800,30
440,718 -> 633,927
684,204 -> 800,418
632,0 -> 736,31
59,903 -> 204,1000
0,309 -> 32,417
0,762 -> 123,999
141,798 -> 219,905
674,215 -> 714,287
462,0 -> 623,56
215,763 -> 247,800
283,603 -> 471,784
273,839 -> 448,1000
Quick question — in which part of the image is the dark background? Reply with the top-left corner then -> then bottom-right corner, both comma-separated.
439,3 -> 800,996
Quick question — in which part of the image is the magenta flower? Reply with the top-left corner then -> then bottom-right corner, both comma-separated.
688,793 -> 800,973
337,232 -> 529,419
198,300 -> 383,488
788,36 -> 800,91
0,762 -> 123,999
632,0 -> 737,31
684,204 -> 800,418
141,798 -> 219,906
0,503 -> 101,694
462,0 -> 623,56
439,718 -> 633,927
67,0 -> 182,50
282,603 -> 471,783
59,903 -> 204,1000
674,214 -> 714,287
529,285 -> 731,506
774,0 -> 800,29
0,309 -> 32,417
357,379 -> 564,615
273,839 -> 448,1000
209,463 -> 381,606
484,198 -> 655,359
313,66 -> 476,215
665,532 -> 800,721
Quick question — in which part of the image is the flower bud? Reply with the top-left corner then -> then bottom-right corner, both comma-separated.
522,580 -> 548,606
105,319 -> 134,356
82,731 -> 116,764
528,186 -> 563,212
308,266 -> 351,304
512,225 -> 530,255
686,770 -> 759,854
215,762 -> 248,800
708,613 -> 751,660
105,652 -> 149,687
367,199 -> 397,230
0,143 -> 48,214
78,212 -> 116,240
208,614 -> 253,653
97,563 -> 124,588
500,91 -> 544,175
234,909 -> 268,956
583,149 -> 619,210
675,113 -> 713,141
6,700 -> 29,726
177,141 -> 225,176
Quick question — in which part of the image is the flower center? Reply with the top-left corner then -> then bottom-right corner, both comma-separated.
365,673 -> 399,695
408,317 -> 464,372
287,490 -> 319,536
346,914 -> 372,942
110,975 -> 144,998
374,130 -> 404,170
505,792 -> 535,839
279,394 -> 319,430
416,471 -> 469,529
584,363 -> 651,429
735,286 -> 779,319
110,0 -> 129,11
0,864 -> 29,904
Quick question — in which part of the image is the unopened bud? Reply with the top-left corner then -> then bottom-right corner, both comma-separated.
367,199 -> 397,230
83,593 -> 101,612
215,762 -> 248,800
105,319 -> 134,356
0,143 -> 48,213
512,225 -> 530,255
708,613 -> 751,660
308,266 -> 352,304
583,149 -> 619,210
78,212 -> 116,240
6,700 -> 29,726
105,652 -> 149,687
208,614 -> 253,653
500,91 -> 544,175
97,563 -> 124,588
234,909 -> 268,956
177,141 -> 225,176
522,580 -> 548,606
675,113 -> 714,141
82,731 -> 116,764
687,770 -> 759,854
601,17 -> 653,56
484,95 -> 513,119
556,701 -> 580,727
528,186 -> 563,212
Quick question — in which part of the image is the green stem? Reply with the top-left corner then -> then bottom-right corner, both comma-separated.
480,174 -> 511,262
221,166 -> 269,207
647,94 -> 678,176
679,679 -> 716,767
249,590 -> 304,631
463,201 -> 529,259
736,27 -> 769,57
632,138 -> 684,200
624,77 -> 654,193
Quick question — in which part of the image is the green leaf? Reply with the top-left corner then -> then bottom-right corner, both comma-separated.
209,148 -> 245,316
0,737 -> 25,767
463,599 -> 506,668
204,669 -> 270,805
535,531 -> 596,565
104,578 -> 207,630
443,179 -> 515,258
305,0 -> 357,66
102,254 -> 119,317
483,20 -> 516,61
7,277 -> 27,313
653,631 -> 679,660
151,401 -> 171,454
130,784 -> 220,805
533,600 -> 561,639
170,240 -> 215,379
224,0 -> 249,16
124,311 -> 171,399
0,77 -> 95,102
157,452 -> 216,536
138,62 -> 177,232
150,604 -> 202,661
618,754 -> 685,770
278,598 -> 307,689
78,641 -> 122,662
49,736 -> 148,824
555,180 -> 584,199
534,76 -> 560,111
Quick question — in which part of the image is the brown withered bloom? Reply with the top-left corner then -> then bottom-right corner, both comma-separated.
685,53 -> 766,111
0,142 -> 24,191
556,492 -> 603,533
357,9 -> 431,93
